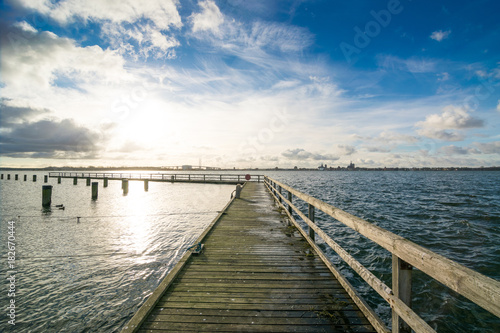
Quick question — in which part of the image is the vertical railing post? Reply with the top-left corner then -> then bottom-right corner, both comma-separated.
392,255 -> 413,333
278,186 -> 282,204
287,191 -> 292,215
308,204 -> 315,241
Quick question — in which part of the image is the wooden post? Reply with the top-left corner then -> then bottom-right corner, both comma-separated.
1,174 -> 3,179
86,177 -> 91,186
122,179 -> 129,194
308,204 -> 315,241
42,185 -> 52,207
44,175 -> 48,183
235,184 -> 242,199
392,255 -> 413,333
33,175 -> 37,182
24,175 -> 27,181
15,174 -> 19,180
144,179 -> 149,191
7,174 -> 10,180
91,182 -> 98,200
58,176 -> 61,184
103,178 -> 108,187
278,186 -> 282,204
73,177 -> 78,185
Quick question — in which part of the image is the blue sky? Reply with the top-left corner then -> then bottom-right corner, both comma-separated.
0,0 -> 499,168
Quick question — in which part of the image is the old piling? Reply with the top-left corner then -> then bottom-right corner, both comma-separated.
7,174 -> 10,180
58,176 -> 61,184
33,175 -> 37,182
103,178 -> 108,187
44,175 -> 48,183
144,179 -> 149,191
15,174 -> 19,180
24,175 -> 27,181
86,178 -> 91,186
42,185 -> 53,207
73,177 -> 78,185
92,182 -> 98,200
122,179 -> 129,194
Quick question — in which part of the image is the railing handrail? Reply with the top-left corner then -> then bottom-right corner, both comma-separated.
265,176 -> 500,333
48,172 -> 264,182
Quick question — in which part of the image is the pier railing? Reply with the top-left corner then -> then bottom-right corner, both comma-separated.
265,176 -> 500,333
48,172 -> 263,183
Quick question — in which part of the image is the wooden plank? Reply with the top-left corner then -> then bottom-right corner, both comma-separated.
123,182 -> 376,332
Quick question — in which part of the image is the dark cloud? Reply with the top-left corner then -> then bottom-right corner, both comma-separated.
0,101 -> 49,126
0,117 -> 100,159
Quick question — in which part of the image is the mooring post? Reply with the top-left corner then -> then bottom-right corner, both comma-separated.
171,175 -> 174,182
235,184 -> 242,199
392,255 -> 413,333
1,174 -> 3,180
42,185 -> 53,207
91,182 -> 98,200
44,175 -> 48,183
15,174 -> 19,181
103,178 -> 108,187
144,179 -> 149,191
308,204 -> 315,241
58,176 -> 61,184
86,177 -> 91,186
7,174 -> 11,180
24,175 -> 27,181
73,177 -> 78,185
33,175 -> 37,182
122,179 -> 129,194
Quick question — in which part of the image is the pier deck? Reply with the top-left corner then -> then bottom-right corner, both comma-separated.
123,182 -> 375,332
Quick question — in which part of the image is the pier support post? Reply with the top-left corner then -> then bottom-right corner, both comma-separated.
73,177 -> 78,185
171,175 -> 174,183
122,179 -> 129,195
44,175 -> 48,183
7,174 -> 10,180
103,178 -> 108,187
392,255 -> 413,333
86,177 -> 91,186
1,174 -> 3,179
308,204 -> 315,241
144,180 -> 149,191
42,185 -> 53,207
235,184 -> 242,199
15,174 -> 19,180
92,182 -> 98,200
33,175 -> 37,182
24,175 -> 27,181
58,176 -> 61,184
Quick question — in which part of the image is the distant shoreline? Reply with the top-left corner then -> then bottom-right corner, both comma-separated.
1,166 -> 499,172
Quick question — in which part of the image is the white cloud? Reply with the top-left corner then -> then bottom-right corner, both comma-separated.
497,100 -> 500,112
474,141 -> 500,154
281,148 -> 339,161
430,29 -> 451,42
378,55 -> 436,73
0,24 -> 129,91
190,0 -> 224,35
439,145 -> 481,155
336,144 -> 356,156
416,106 -> 484,141
15,0 -> 182,30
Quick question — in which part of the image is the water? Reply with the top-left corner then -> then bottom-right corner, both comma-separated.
1,170 -> 499,332
0,171 -> 235,332
265,170 -> 500,332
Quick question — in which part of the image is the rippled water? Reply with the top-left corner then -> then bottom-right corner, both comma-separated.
1,170 -> 499,332
265,170 -> 500,332
0,171 -> 234,332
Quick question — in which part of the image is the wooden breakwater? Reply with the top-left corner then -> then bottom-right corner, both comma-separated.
120,176 -> 499,333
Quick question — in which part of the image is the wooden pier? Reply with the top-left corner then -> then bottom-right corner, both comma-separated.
48,172 -> 262,185
122,182 -> 377,332
123,177 -> 500,333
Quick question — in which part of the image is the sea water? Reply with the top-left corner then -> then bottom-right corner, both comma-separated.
0,170 -> 499,332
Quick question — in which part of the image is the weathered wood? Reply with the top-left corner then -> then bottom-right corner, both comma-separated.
267,177 -> 500,320
392,255 -> 412,333
122,182 -> 376,332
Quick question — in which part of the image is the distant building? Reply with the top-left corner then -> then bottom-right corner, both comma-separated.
318,163 -> 325,171
347,161 -> 355,170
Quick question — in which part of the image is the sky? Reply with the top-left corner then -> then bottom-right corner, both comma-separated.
0,0 -> 499,169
